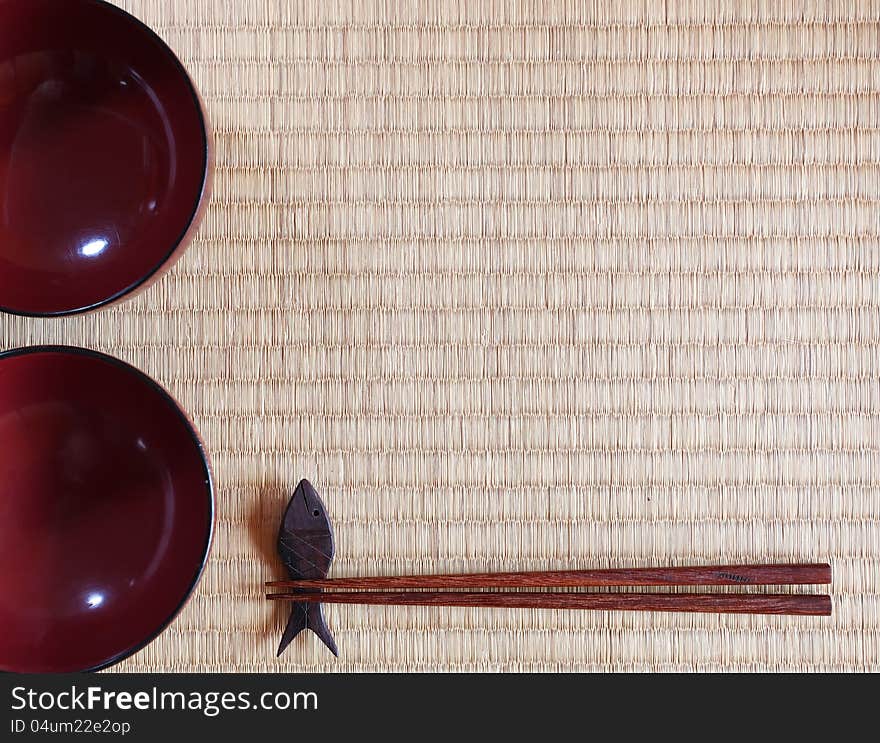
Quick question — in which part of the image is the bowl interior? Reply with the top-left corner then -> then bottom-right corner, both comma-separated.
0,0 -> 207,315
0,348 -> 212,672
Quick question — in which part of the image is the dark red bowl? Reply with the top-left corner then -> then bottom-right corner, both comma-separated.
0,347 -> 214,672
0,0 -> 212,316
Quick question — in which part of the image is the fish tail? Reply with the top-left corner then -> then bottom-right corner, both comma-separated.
276,601 -> 338,658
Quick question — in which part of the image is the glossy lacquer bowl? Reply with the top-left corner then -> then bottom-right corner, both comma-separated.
0,347 -> 214,672
0,0 -> 211,316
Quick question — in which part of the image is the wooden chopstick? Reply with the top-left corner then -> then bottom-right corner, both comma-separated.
265,563 -> 831,591
266,590 -> 832,616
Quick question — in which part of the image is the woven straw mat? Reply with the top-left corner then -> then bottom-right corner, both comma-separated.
3,0 -> 879,672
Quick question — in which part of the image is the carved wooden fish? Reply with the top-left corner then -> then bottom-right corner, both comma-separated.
275,479 -> 337,657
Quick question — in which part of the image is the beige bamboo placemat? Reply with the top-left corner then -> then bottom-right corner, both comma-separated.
3,0 -> 878,671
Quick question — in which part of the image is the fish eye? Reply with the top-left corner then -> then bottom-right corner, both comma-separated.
312,509 -> 320,517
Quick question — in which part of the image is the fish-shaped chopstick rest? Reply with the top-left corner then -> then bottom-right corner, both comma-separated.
275,479 -> 337,657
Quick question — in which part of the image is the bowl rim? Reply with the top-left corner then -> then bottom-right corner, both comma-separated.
0,0 -> 211,319
0,344 -> 215,672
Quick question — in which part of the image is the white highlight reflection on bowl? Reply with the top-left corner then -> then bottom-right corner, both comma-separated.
79,238 -> 109,258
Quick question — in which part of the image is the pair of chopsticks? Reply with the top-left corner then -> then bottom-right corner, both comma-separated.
266,563 -> 833,615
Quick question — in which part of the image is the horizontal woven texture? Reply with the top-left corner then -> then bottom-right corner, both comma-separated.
3,0 -> 879,671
